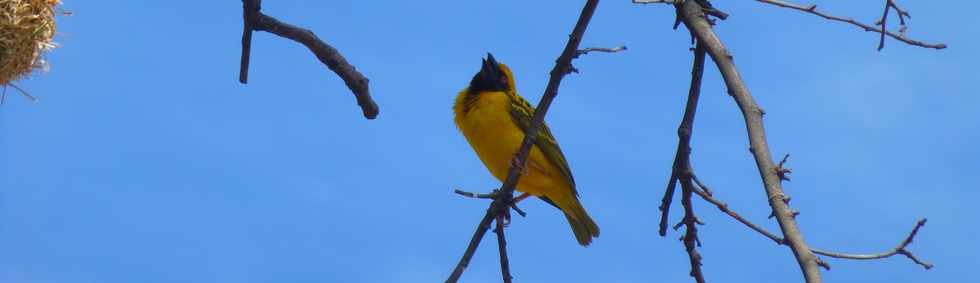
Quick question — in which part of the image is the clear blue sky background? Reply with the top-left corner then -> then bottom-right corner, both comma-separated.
2,1 -> 977,282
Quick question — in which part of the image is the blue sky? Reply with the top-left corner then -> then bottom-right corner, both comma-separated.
1,1 -> 977,282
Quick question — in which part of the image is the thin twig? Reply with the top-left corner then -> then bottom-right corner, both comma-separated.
680,179 -> 706,283
877,0 -> 892,51
454,189 -> 497,199
445,1 -> 602,282
659,175 -> 679,236
240,0 -> 258,84
494,217 -> 513,283
661,40 -> 709,282
676,1 -> 823,281
810,219 -> 933,269
574,46 -> 628,59
633,0 -> 677,4
446,211 -> 495,283
8,84 -> 37,102
755,0 -> 946,50
571,45 -> 628,73
775,153 -> 792,182
876,0 -> 912,51
693,185 -> 787,245
677,42 -> 709,283
239,0 -> 379,119
659,42 -> 708,238
691,184 -> 933,270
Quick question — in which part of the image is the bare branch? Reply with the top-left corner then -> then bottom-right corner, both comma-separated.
8,83 -> 37,102
454,188 -> 496,199
810,219 -> 933,269
676,1 -> 823,281
659,41 -> 708,239
667,42 -> 709,283
659,175 -> 679,236
680,178 -> 706,283
692,185 -> 933,270
691,185 -> 784,245
876,0 -> 913,50
445,1 -> 602,281
239,0 -> 379,119
755,0 -> 946,50
494,217 -> 513,283
446,211 -> 495,283
571,45 -> 628,73
632,0 -> 678,4
575,45 -> 628,57
876,0 -> 893,51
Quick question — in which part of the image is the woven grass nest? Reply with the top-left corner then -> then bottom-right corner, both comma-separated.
0,0 -> 59,85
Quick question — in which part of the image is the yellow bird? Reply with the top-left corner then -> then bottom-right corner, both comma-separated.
453,53 -> 599,246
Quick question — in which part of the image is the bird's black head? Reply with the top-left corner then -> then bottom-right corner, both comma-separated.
468,53 -> 511,93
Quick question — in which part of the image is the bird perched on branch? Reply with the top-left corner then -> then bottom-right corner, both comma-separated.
453,53 -> 599,246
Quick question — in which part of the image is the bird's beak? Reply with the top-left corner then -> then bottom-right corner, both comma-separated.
486,53 -> 499,67
481,53 -> 502,78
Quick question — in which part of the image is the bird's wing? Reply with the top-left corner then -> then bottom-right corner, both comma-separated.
508,93 -> 578,195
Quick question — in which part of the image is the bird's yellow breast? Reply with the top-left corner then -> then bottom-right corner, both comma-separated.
453,90 -> 567,195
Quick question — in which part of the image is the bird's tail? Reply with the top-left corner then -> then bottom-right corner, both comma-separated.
557,196 -> 599,246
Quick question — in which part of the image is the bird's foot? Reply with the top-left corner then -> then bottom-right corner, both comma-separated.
494,192 -> 529,223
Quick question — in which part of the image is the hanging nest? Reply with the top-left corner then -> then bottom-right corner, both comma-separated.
0,0 -> 59,85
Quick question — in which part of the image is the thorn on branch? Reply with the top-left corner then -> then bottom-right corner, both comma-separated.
775,154 -> 793,182
815,257 -> 832,270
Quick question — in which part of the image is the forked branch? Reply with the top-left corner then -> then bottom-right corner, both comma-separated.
755,0 -> 946,50
676,0 -> 823,281
691,185 -> 933,270
239,0 -> 379,119
639,0 -> 939,282
659,41 -> 709,283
